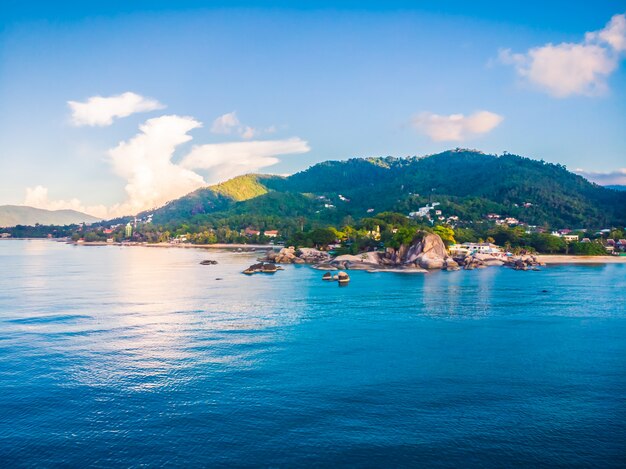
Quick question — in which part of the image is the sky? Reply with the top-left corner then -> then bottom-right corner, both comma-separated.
1,1 -> 625,218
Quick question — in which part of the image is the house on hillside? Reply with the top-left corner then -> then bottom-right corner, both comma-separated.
562,234 -> 579,242
264,230 -> 279,238
244,227 -> 260,236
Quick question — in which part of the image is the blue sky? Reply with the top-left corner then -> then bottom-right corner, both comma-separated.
1,1 -> 625,217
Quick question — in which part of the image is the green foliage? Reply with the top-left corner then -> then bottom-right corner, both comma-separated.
433,225 -> 456,246
211,174 -> 269,201
308,228 -> 337,247
39,150 -> 626,247
388,226 -> 419,249
528,233 -> 566,254
570,242 -> 608,255
143,150 -> 626,233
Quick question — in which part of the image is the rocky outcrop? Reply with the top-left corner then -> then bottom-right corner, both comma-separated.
382,232 -> 455,270
311,232 -> 456,272
503,255 -> 543,270
262,246 -> 330,264
243,262 -> 283,275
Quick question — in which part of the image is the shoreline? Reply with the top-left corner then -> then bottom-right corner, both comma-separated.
536,255 -> 626,264
4,239 -> 626,264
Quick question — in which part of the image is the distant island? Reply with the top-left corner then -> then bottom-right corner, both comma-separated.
0,205 -> 100,228
2,150 -> 625,257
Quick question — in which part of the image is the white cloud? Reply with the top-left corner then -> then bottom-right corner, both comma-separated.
68,92 -> 164,127
575,167 -> 626,185
412,111 -> 503,142
210,111 -> 240,134
587,13 -> 626,52
181,137 -> 310,183
500,13 -> 626,97
210,112 -> 274,140
107,115 -> 207,215
24,185 -> 108,219
25,113 -> 310,217
240,126 -> 257,139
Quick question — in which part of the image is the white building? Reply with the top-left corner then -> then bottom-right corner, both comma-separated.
449,242 -> 503,256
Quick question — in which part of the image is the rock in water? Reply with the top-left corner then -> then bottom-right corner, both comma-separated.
322,272 -> 333,281
262,263 -> 278,273
337,271 -> 350,285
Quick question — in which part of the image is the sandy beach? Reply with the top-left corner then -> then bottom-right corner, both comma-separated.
537,255 -> 626,264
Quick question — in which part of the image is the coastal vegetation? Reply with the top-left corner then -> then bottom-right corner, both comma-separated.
3,150 -> 625,256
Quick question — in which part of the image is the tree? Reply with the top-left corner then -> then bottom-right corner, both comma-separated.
434,225 -> 456,246
570,242 -> 607,255
308,228 -> 337,248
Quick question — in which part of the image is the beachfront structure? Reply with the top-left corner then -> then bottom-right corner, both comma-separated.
449,242 -> 503,256
264,230 -> 279,238
562,234 -> 579,242
244,227 -> 261,236
0,233 -> 10,238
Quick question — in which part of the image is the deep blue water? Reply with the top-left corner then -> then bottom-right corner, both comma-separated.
1,240 -> 625,467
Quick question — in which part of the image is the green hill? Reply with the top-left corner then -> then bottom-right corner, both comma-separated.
146,150 -> 626,230
0,205 -> 100,227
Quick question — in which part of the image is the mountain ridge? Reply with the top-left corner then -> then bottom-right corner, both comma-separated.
141,149 -> 626,229
0,205 -> 100,227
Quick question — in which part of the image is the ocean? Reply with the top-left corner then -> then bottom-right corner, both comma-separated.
1,240 -> 625,467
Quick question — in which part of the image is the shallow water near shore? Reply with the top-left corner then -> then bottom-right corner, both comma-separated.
1,240 -> 625,467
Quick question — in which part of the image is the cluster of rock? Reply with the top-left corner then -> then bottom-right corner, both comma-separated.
322,271 -> 350,284
455,253 -> 544,270
313,233 -> 458,272
504,255 -> 544,270
456,253 -> 505,270
242,262 -> 283,275
250,233 -> 544,276
262,246 -> 331,265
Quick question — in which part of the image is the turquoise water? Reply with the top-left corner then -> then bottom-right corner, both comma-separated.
1,240 -> 625,467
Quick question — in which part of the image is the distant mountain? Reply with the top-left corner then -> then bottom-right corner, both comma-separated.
144,150 -> 626,229
0,205 -> 100,227
606,185 -> 626,191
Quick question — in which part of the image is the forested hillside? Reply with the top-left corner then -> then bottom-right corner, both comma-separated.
145,150 -> 626,231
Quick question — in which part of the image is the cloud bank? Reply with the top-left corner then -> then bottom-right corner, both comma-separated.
575,167 -> 626,185
412,111 -> 503,142
107,115 -> 207,215
68,92 -> 164,126
181,137 -> 310,183
26,109 -> 310,218
24,185 -> 108,219
500,13 -> 626,97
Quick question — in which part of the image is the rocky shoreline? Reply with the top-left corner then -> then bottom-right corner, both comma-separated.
257,232 -> 545,273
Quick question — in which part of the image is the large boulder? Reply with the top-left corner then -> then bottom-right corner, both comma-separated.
274,246 -> 298,263
296,248 -> 331,263
410,233 -> 450,270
